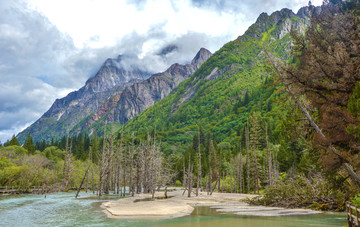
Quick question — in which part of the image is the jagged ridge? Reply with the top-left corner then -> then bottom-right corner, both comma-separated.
73,48 -> 212,136
17,55 -> 151,143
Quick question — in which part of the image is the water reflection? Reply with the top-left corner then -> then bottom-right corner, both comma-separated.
0,193 -> 347,227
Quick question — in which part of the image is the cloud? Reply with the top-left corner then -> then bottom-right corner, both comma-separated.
0,1 -> 75,143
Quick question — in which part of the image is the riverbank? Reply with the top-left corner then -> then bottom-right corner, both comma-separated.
101,189 -> 321,219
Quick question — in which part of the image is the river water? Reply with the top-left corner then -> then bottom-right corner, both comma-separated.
0,192 -> 347,227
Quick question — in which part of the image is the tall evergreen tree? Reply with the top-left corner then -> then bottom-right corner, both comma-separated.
23,133 -> 35,153
7,135 -> 20,146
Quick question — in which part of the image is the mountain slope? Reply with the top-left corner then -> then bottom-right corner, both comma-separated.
72,48 -> 212,136
18,48 -> 211,142
122,7 -> 312,152
17,56 -> 151,143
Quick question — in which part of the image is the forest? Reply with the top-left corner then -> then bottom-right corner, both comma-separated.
1,0 -> 360,211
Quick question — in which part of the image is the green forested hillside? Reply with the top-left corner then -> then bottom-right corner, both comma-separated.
122,9 -> 297,154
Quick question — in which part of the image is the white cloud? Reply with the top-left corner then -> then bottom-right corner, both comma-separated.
27,0 -> 252,50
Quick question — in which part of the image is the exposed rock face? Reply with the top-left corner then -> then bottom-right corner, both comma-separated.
113,48 -> 212,122
240,6 -> 320,42
17,55 -> 150,142
85,55 -> 148,93
18,48 -> 211,142
75,48 -> 212,134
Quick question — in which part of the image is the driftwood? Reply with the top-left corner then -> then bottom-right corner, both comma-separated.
75,164 -> 91,198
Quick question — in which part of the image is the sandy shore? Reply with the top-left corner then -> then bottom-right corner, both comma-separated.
101,189 -> 321,219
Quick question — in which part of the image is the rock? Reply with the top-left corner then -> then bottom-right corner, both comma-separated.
79,48 -> 212,130
17,48 -> 211,142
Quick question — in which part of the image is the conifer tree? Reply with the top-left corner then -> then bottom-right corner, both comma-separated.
7,135 -> 20,146
23,133 -> 35,153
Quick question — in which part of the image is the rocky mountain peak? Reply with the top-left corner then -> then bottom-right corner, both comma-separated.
272,8 -> 296,21
241,7 -> 310,41
84,55 -> 150,94
254,8 -> 295,27
297,5 -> 321,20
191,48 -> 212,68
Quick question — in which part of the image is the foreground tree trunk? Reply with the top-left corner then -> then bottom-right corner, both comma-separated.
239,142 -> 243,193
187,157 -> 193,198
196,130 -> 201,196
75,164 -> 90,198
245,122 -> 251,194
62,133 -> 73,190
266,125 -> 272,186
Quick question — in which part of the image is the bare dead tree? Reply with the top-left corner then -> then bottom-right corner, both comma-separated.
218,147 -> 221,192
98,128 -> 107,196
207,156 -> 211,195
239,142 -> 243,193
75,163 -> 90,198
253,144 -> 259,194
135,140 -> 144,194
266,124 -> 272,186
129,132 -> 135,196
62,133 -> 73,190
143,132 -> 151,193
187,156 -> 193,198
122,146 -> 127,196
196,129 -> 202,196
183,156 -> 186,191
104,125 -> 115,194
245,122 -> 251,194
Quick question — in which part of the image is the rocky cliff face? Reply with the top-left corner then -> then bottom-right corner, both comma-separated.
18,48 -> 211,142
241,6 -> 320,41
17,55 -> 150,143
73,48 -> 212,135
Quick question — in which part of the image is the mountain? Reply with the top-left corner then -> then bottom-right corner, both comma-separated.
122,7 -> 313,152
18,5 -> 313,144
71,48 -> 212,136
17,55 -> 150,143
17,49 -> 211,142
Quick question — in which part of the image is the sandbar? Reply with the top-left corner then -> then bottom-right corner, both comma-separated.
101,189 -> 320,219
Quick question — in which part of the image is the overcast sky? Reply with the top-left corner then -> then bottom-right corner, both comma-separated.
0,0 -> 322,143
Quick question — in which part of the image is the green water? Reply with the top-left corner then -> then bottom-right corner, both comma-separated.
0,193 -> 347,227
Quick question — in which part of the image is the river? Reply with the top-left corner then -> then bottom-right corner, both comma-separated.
0,192 -> 347,226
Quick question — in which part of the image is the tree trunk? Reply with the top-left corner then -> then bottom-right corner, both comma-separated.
266,125 -> 272,186
207,159 -> 211,195
187,158 -> 193,198
76,164 -> 90,198
218,149 -> 221,192
245,122 -> 250,194
253,145 -> 259,194
210,178 -> 219,195
239,142 -> 243,193
196,130 -> 202,196
129,133 -> 134,196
